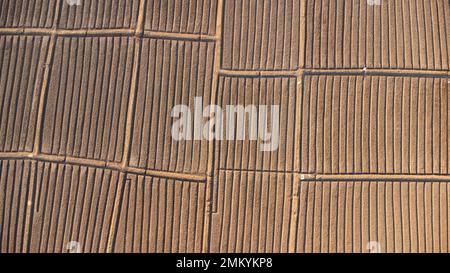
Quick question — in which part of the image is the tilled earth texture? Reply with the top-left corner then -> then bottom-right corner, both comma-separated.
0,0 -> 450,253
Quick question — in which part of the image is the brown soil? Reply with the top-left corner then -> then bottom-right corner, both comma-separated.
0,0 -> 449,253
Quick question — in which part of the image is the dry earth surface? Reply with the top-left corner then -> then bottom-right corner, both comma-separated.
0,0 -> 449,253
